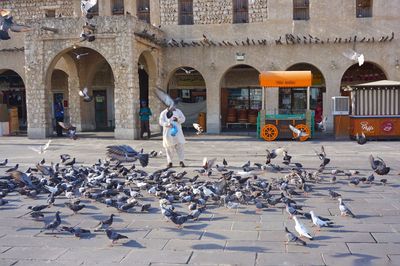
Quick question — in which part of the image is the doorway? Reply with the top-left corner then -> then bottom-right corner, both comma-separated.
93,90 -> 108,130
139,68 -> 149,103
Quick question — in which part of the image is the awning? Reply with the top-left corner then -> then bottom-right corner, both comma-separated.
259,71 -> 312,87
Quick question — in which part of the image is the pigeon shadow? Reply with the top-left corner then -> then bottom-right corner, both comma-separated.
183,223 -> 208,230
191,243 -> 224,250
313,235 -> 340,241
225,246 -> 268,252
210,216 -> 228,221
122,240 -> 145,248
331,252 -> 381,265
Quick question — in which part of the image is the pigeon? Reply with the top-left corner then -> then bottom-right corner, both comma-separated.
285,226 -> 306,246
180,67 -> 196,74
5,164 -> 19,172
61,226 -> 91,238
155,87 -> 179,110
170,214 -> 192,228
0,158 -> 8,167
338,198 -> 356,218
28,140 -> 51,154
356,132 -> 367,145
58,122 -> 78,140
106,229 -> 128,244
28,204 -> 49,212
223,158 -> 228,167
293,216 -> 313,240
94,214 -> 115,230
78,87 -> 93,102
310,211 -> 334,229
342,48 -> 364,66
0,198 -> 8,206
0,15 -> 31,41
289,125 -> 308,140
193,123 -> 204,135
369,155 -> 390,175
317,116 -> 327,131
106,145 -> 149,167
44,211 -> 61,232
328,189 -> 341,199
203,157 -> 216,172
72,52 -> 89,60
141,203 -> 151,212
30,211 -> 44,220
81,0 -> 98,19
65,202 -> 86,214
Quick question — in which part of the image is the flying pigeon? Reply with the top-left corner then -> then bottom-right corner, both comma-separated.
81,0 -> 98,19
369,154 -> 390,175
193,123 -> 204,135
106,145 -> 149,167
180,67 -> 196,74
289,125 -> 309,140
79,87 -> 93,102
58,122 -> 77,140
317,116 -> 327,131
44,211 -> 62,232
28,140 -> 51,154
72,52 -> 89,60
342,48 -> 364,66
0,15 -> 31,41
155,87 -> 180,111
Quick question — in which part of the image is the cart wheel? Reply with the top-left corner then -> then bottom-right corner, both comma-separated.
294,124 -> 310,141
261,124 -> 279,141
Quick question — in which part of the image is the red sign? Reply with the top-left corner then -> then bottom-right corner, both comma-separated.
381,121 -> 394,133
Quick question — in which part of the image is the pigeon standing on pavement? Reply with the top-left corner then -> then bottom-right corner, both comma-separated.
106,229 -> 128,244
285,227 -> 306,246
338,198 -> 356,218
293,216 -> 313,240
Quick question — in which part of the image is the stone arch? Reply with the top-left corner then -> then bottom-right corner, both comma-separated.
43,46 -> 116,135
0,69 -> 27,132
219,64 -> 261,131
340,61 -> 387,88
165,66 -> 207,131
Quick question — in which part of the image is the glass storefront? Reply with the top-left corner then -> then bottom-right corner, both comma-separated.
279,87 -> 324,114
227,88 -> 262,110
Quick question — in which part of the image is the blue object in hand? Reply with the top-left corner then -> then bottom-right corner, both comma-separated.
170,122 -> 178,137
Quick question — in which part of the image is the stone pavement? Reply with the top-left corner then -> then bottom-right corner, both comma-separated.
0,134 -> 400,266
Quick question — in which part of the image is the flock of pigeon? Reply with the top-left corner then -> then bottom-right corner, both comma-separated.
0,142 -> 393,246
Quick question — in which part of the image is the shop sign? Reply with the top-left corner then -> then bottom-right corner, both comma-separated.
381,121 -> 394,133
360,121 -> 374,132
176,75 -> 205,87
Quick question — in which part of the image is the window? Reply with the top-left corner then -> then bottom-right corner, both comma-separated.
45,9 -> 56,18
137,0 -> 150,23
356,0 -> 372,18
112,0 -> 124,15
179,0 -> 193,25
293,0 -> 309,20
233,0 -> 249,24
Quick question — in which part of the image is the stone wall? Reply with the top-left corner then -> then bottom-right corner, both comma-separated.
0,0 -> 74,22
159,0 -> 268,25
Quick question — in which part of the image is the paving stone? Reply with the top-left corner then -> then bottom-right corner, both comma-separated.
0,259 -> 18,266
286,242 -> 349,253
232,221 -> 284,231
347,243 -> 400,256
0,247 -> 68,260
226,240 -> 285,253
256,252 -> 325,266
120,250 -> 192,264
0,247 -> 11,254
387,254 -> 400,264
57,247 -> 130,263
189,251 -> 256,265
371,233 -> 400,243
13,259 -> 83,266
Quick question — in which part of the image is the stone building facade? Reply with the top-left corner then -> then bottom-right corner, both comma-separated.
0,0 -> 399,139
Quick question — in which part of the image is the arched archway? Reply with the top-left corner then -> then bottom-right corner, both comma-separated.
44,47 -> 115,136
0,69 -> 26,133
340,62 -> 387,91
166,66 -> 207,131
281,63 -> 326,126
220,64 -> 261,131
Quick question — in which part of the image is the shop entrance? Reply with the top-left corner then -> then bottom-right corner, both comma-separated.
93,90 -> 108,130
220,65 -> 260,131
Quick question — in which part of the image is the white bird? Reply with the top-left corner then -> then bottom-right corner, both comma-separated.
293,216 -> 313,240
310,211 -> 334,229
342,48 -> 364,66
28,140 -> 51,154
155,87 -> 177,110
317,116 -> 327,131
81,0 -> 98,17
203,157 -> 216,171
338,198 -> 356,218
72,52 -> 89,60
289,125 -> 309,140
180,67 -> 196,74
78,87 -> 93,102
193,123 -> 204,135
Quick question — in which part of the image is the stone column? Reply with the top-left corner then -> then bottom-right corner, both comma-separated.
264,87 -> 279,114
205,78 -> 221,134
323,75 -> 342,132
25,32 -> 52,139
67,76 -> 82,131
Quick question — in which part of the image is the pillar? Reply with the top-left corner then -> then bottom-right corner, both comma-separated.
264,87 -> 279,114
205,79 -> 221,134
323,75 -> 342,132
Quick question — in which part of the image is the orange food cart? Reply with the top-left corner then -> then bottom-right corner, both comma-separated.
347,80 -> 400,139
257,71 -> 314,141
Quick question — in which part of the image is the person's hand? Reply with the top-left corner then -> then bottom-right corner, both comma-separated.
166,123 -> 172,128
172,117 -> 178,122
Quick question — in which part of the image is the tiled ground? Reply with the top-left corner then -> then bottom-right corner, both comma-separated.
0,134 -> 399,266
